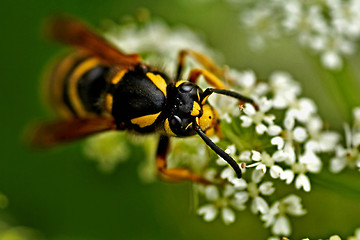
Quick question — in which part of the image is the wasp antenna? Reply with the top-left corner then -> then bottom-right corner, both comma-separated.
203,88 -> 258,110
194,125 -> 242,178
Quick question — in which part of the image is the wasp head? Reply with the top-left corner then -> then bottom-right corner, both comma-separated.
164,81 -> 218,137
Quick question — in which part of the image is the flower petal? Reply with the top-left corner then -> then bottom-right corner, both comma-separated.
270,165 -> 283,179
280,169 -> 294,184
271,137 -> 285,150
251,150 -> 262,161
240,115 -> 253,127
205,185 -> 220,201
222,207 -> 236,225
244,103 -> 256,116
295,174 -> 311,192
197,204 -> 218,222
251,196 -> 269,214
256,123 -> 268,134
272,216 -> 291,236
293,127 -> 308,142
268,125 -> 282,136
230,178 -> 247,190
259,181 -> 275,195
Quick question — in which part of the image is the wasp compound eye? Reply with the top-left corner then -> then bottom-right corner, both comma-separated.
179,82 -> 195,93
169,115 -> 183,131
168,115 -> 195,136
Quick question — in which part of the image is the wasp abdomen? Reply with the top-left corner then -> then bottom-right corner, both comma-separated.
46,53 -> 111,118
76,65 -> 110,115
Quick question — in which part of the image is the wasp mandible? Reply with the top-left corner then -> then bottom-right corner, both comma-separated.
31,16 -> 257,184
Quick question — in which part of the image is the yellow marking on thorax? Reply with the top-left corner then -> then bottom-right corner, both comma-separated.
146,72 -> 167,97
164,118 -> 177,136
175,80 -> 187,87
111,69 -> 127,84
191,101 -> 201,116
68,58 -> 100,117
131,112 -> 161,128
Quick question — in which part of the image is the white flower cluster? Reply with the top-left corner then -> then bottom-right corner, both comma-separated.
214,69 -> 340,191
232,0 -> 360,70
196,68 -> 339,236
330,107 -> 360,173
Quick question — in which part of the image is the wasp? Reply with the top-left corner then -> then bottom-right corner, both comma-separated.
31,16 -> 257,184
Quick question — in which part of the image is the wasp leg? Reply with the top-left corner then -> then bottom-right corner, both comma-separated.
176,50 -> 257,107
188,68 -> 227,89
156,135 -> 210,184
176,49 -> 226,81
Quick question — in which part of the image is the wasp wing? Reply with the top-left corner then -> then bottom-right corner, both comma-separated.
27,116 -> 117,148
47,15 -> 141,68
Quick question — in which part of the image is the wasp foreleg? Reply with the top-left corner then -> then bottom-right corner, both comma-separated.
155,135 -> 210,184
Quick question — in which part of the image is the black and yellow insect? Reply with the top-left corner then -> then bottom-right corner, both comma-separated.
31,16 -> 256,183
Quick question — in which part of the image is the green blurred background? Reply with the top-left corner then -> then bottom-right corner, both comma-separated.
1,0 -> 360,239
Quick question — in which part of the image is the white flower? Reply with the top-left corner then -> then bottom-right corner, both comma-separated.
321,51 -> 343,70
228,69 -> 269,98
237,0 -> 360,70
330,145 -> 349,173
247,150 -> 284,178
230,69 -> 256,91
234,170 -> 275,215
306,115 -> 340,152
261,194 -> 306,236
328,0 -> 360,38
197,184 -> 247,224
240,4 -> 280,50
269,71 -> 301,109
277,143 -> 320,192
240,98 -> 281,135
283,116 -> 309,146
239,150 -> 252,162
330,123 -> 360,173
286,98 -> 317,124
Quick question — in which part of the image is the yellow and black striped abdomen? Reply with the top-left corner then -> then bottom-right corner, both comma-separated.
46,53 -> 111,118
